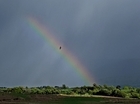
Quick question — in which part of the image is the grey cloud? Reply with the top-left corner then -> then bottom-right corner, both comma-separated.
0,0 -> 140,87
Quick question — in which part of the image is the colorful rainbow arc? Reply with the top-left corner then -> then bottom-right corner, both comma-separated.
27,16 -> 95,85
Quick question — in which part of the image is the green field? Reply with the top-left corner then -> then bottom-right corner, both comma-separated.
47,96 -> 106,104
48,97 -> 140,104
1,94 -> 140,104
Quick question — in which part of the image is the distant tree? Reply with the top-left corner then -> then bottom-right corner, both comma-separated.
45,86 -> 52,89
98,89 -> 112,96
11,87 -> 24,94
92,88 -> 100,95
2,84 -> 140,99
93,83 -> 97,88
136,88 -> 140,93
30,87 -> 38,94
131,92 -> 140,98
62,84 -> 67,89
86,86 -> 93,91
88,90 -> 93,95
103,84 -> 108,89
112,89 -> 126,98
55,86 -> 60,89
116,85 -> 121,89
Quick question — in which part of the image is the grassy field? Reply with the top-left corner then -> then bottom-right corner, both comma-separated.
46,96 -> 140,104
47,96 -> 107,104
0,93 -> 140,104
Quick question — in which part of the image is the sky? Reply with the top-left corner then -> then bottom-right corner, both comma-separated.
0,0 -> 140,87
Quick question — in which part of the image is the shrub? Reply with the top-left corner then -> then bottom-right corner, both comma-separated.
92,88 -> 100,95
131,92 -> 140,98
98,89 -> 112,96
112,89 -> 127,98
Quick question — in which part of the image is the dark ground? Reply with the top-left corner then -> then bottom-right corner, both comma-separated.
0,93 -> 140,104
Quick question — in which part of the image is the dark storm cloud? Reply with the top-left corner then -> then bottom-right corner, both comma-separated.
0,0 -> 20,30
0,0 -> 140,87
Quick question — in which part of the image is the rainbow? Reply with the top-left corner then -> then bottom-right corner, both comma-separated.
27,16 -> 95,85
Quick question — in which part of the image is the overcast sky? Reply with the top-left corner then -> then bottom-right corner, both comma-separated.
0,0 -> 140,87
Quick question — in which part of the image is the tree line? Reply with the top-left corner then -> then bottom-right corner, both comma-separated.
0,84 -> 140,99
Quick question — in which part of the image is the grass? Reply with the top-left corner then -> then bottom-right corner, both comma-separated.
0,93 -> 140,104
46,96 -> 140,104
11,93 -> 31,100
47,96 -> 107,104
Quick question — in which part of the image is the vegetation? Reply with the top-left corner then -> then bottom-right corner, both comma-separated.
48,96 -> 106,104
0,84 -> 140,99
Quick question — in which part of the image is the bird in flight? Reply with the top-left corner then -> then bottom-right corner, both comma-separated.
59,46 -> 61,49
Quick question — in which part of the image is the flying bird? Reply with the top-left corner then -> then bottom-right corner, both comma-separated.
59,46 -> 61,49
